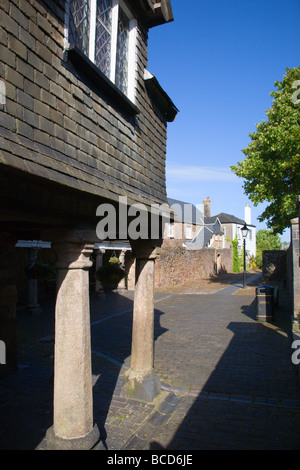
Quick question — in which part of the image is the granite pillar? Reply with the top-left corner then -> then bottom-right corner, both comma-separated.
46,236 -> 99,450
0,232 -> 18,375
122,240 -> 161,402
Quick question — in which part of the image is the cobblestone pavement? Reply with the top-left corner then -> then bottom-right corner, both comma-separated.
1,272 -> 300,450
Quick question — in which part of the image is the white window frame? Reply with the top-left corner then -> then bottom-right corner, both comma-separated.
185,225 -> 192,239
65,0 -> 137,103
168,223 -> 174,239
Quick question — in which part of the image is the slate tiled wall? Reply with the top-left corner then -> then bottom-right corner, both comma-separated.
0,0 -> 168,210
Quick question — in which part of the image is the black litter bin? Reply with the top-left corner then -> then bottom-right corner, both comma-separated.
256,285 -> 274,321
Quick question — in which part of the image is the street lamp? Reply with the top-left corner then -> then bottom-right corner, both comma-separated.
241,223 -> 249,288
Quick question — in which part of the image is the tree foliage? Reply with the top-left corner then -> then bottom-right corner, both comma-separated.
232,235 -> 240,272
256,229 -> 281,251
255,229 -> 281,268
231,67 -> 300,234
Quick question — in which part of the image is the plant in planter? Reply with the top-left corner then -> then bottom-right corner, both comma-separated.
96,256 -> 127,290
25,261 -> 56,281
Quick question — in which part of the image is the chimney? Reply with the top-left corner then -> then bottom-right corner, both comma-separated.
244,202 -> 251,225
203,197 -> 211,218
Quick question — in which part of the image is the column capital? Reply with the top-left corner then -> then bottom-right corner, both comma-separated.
130,239 -> 162,259
53,242 -> 94,270
95,247 -> 106,254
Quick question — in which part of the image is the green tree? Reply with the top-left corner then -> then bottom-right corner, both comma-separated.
231,67 -> 300,234
255,229 -> 281,268
232,235 -> 240,272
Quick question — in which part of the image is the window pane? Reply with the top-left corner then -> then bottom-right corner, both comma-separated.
95,0 -> 112,78
115,6 -> 129,94
69,0 -> 90,56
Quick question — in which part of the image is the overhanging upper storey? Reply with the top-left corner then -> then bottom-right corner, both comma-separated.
66,0 -> 174,110
127,0 -> 174,28
0,0 -> 177,235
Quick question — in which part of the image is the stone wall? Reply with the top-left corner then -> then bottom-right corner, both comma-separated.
262,250 -> 287,281
261,212 -> 300,330
154,247 -> 232,288
125,247 -> 232,289
289,218 -> 300,330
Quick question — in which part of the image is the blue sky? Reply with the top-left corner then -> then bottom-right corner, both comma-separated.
147,0 -> 300,243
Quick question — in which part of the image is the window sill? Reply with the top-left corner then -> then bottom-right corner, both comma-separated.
67,47 -> 140,117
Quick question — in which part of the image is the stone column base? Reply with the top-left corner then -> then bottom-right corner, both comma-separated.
46,424 -> 100,450
26,304 -> 42,315
0,318 -> 17,375
122,368 -> 161,402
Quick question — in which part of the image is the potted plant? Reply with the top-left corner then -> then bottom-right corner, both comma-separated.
96,256 -> 127,290
25,261 -> 56,281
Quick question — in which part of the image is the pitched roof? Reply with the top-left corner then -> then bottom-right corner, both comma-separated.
208,213 -> 246,225
167,198 -> 204,225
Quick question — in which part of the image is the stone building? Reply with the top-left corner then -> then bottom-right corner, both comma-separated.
0,0 -> 177,449
154,197 -> 232,288
163,197 -> 222,248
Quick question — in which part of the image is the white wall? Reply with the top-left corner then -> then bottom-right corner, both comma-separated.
236,224 -> 256,260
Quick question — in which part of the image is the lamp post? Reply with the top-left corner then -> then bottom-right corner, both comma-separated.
241,223 -> 249,288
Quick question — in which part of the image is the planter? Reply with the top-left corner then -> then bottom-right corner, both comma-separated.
25,262 -> 56,281
96,256 -> 127,290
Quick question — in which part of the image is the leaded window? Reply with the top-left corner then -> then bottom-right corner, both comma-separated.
69,0 -> 90,56
95,0 -> 112,78
68,0 -> 136,100
115,5 -> 130,95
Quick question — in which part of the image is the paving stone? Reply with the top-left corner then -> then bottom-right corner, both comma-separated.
1,273 -> 300,450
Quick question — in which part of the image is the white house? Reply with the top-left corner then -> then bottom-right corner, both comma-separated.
204,199 -> 256,260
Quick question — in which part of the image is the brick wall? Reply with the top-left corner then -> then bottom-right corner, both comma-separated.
0,0 -> 170,213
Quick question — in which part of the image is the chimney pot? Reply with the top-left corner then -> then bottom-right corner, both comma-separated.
244,202 -> 251,225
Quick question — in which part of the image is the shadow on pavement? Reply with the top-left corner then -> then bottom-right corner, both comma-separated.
0,289 -> 168,450
148,291 -> 300,450
90,290 -> 168,449
207,271 -> 262,287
